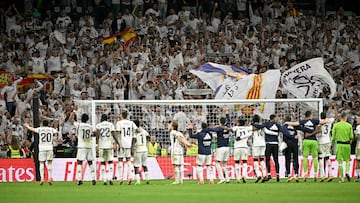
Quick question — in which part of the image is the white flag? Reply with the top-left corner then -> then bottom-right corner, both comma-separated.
281,57 -> 336,99
215,69 -> 281,118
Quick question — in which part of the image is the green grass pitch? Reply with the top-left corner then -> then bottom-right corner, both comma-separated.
1,179 -> 359,203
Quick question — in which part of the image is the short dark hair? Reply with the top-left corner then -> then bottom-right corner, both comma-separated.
219,117 -> 226,125
270,114 -> 276,121
253,114 -> 260,123
239,119 -> 246,126
121,111 -> 128,119
284,116 -> 291,122
134,120 -> 140,127
340,112 -> 347,119
201,122 -> 208,129
101,114 -> 108,122
320,112 -> 326,119
43,120 -> 49,126
81,113 -> 89,123
305,111 -> 312,118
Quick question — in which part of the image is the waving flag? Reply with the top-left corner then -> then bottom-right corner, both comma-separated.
101,28 -> 137,46
190,63 -> 280,118
119,28 -> 137,46
190,62 -> 251,91
281,57 -> 336,99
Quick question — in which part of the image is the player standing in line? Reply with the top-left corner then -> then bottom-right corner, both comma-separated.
331,112 -> 353,183
24,120 -> 59,185
252,114 -> 285,182
225,119 -> 253,183
285,111 -> 327,182
317,113 -> 335,182
188,122 -> 215,185
211,107 -> 231,184
70,112 -> 97,185
169,121 -> 192,185
282,117 -> 300,182
132,120 -> 150,185
251,115 -> 268,183
94,114 -> 116,185
355,116 -> 360,182
114,111 -> 138,185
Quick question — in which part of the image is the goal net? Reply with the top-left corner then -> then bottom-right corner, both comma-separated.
73,98 -> 323,180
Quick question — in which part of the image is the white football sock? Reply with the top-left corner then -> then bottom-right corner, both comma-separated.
216,162 -> 224,180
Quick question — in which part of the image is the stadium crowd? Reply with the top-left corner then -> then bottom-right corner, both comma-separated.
0,0 -> 359,160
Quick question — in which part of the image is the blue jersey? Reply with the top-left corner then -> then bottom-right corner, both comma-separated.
188,128 -> 213,155
283,124 -> 298,144
298,119 -> 320,140
252,121 -> 283,144
210,114 -> 231,148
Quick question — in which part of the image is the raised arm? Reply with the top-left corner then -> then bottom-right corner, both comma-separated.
23,123 -> 36,133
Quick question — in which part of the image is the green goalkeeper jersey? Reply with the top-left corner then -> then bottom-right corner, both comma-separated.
331,121 -> 353,144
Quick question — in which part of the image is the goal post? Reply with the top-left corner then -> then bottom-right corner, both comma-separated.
72,98 -> 324,180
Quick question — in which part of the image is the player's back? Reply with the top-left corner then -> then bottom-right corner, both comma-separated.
233,126 -> 252,148
36,127 -> 58,151
252,129 -> 265,147
75,122 -> 93,148
135,128 -> 149,152
318,118 -> 334,144
192,128 -> 213,155
116,119 -> 137,148
170,130 -> 184,155
96,121 -> 115,149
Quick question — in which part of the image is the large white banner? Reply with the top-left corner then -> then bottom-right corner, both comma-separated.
190,63 -> 280,118
215,69 -> 280,119
281,57 -> 336,100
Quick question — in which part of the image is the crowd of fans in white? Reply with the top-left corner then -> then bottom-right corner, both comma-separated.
0,0 -> 359,158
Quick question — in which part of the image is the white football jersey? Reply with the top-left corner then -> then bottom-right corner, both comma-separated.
95,121 -> 115,149
252,129 -> 266,147
170,130 -> 185,155
115,119 -> 138,148
356,125 -> 360,149
233,126 -> 253,148
135,128 -> 149,152
318,118 -> 335,144
74,122 -> 93,148
35,127 -> 58,151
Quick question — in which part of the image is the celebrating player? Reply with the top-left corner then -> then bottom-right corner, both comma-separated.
24,120 -> 59,185
251,114 -> 267,183
282,117 -> 300,182
94,114 -> 116,185
169,121 -> 192,184
188,122 -> 215,185
133,120 -> 150,185
252,114 -> 285,182
317,112 -> 335,182
70,112 -> 96,185
211,107 -> 231,184
285,111 -> 327,181
355,116 -> 360,182
226,119 -> 253,183
114,111 -> 138,185
331,112 -> 353,183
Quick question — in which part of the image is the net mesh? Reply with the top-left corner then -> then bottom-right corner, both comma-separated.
72,99 -> 322,179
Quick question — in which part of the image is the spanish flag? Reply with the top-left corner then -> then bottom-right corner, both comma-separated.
101,35 -> 117,44
118,28 -> 137,46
